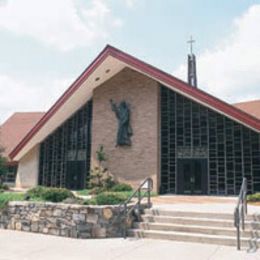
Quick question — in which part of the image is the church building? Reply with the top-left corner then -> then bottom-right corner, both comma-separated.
2,45 -> 260,195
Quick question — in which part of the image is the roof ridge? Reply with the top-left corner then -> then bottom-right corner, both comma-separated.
9,44 -> 260,160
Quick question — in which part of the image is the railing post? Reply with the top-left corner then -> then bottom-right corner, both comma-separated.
137,188 -> 141,213
235,207 -> 240,250
123,202 -> 127,239
244,178 -> 248,215
147,179 -> 151,208
241,203 -> 245,230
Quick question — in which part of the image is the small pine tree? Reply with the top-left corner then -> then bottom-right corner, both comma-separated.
89,145 -> 115,190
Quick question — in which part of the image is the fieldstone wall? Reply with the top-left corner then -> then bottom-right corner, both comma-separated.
0,201 -> 128,238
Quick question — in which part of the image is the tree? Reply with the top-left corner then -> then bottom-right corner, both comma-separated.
89,145 -> 115,190
0,146 -> 7,185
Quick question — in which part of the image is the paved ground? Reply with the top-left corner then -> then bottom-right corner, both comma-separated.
1,196 -> 259,259
152,195 -> 237,205
151,195 -> 260,214
0,229 -> 260,260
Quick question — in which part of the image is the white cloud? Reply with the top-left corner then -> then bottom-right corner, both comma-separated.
0,0 -> 122,51
173,4 -> 260,103
0,74 -> 73,123
124,0 -> 137,8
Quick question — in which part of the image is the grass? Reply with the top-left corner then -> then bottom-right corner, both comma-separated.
77,189 -> 91,196
0,192 -> 25,209
247,193 -> 260,202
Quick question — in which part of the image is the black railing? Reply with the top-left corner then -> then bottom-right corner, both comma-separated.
234,177 -> 248,250
117,177 -> 153,238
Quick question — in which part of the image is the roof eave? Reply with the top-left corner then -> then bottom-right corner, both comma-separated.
9,45 -> 260,160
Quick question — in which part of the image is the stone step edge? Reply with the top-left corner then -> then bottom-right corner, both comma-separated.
142,214 -> 260,225
134,221 -> 254,233
128,228 -> 255,242
133,222 -> 254,238
145,209 -> 259,220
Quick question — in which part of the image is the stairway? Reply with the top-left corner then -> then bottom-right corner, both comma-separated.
128,208 -> 260,249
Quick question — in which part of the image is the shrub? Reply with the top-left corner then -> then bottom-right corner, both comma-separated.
111,183 -> 133,192
26,186 -> 46,198
0,183 -> 9,191
42,188 -> 74,202
0,192 -> 24,209
247,193 -> 260,202
83,198 -> 97,205
26,186 -> 74,202
95,192 -> 127,205
89,187 -> 106,195
89,145 -> 116,190
0,183 -> 9,193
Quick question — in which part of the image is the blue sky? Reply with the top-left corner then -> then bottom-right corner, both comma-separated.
0,0 -> 260,123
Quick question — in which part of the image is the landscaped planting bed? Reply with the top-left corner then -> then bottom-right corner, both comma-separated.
0,185 -> 152,239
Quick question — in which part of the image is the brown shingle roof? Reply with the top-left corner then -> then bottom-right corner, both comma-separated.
233,100 -> 260,120
0,112 -> 45,160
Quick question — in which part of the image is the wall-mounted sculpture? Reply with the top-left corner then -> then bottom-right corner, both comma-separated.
110,99 -> 133,146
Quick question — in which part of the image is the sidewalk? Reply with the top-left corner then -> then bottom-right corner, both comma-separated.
0,229 -> 259,260
151,195 -> 260,214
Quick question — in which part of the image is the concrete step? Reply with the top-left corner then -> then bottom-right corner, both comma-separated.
133,222 -> 254,237
144,209 -> 260,221
128,229 -> 258,248
141,215 -> 260,229
144,209 -> 234,220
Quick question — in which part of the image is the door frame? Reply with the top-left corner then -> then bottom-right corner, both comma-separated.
66,161 -> 86,190
177,158 -> 208,195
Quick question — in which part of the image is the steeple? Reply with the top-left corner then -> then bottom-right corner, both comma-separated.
187,36 -> 198,88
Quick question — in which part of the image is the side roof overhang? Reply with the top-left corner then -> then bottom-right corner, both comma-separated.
10,45 -> 260,161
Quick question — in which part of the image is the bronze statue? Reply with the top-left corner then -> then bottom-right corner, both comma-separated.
110,99 -> 133,146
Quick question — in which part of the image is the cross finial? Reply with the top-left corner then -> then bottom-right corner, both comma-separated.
187,35 -> 195,54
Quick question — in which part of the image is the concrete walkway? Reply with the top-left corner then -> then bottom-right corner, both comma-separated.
0,229 -> 260,260
151,195 -> 260,214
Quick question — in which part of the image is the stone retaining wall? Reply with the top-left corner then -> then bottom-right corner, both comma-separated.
0,201 -> 127,238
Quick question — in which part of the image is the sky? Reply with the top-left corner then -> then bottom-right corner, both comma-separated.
0,0 -> 260,123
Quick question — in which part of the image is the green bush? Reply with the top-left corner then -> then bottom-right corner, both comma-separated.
83,198 -> 97,205
95,192 -> 127,205
26,186 -> 46,198
89,187 -> 106,195
26,186 -> 74,202
0,183 -> 9,191
111,183 -> 133,192
42,188 -> 74,202
0,192 -> 24,209
247,193 -> 260,202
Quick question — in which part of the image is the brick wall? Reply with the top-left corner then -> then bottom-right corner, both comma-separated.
91,68 -> 159,191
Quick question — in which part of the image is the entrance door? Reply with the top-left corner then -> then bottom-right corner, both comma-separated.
66,161 -> 86,190
177,159 -> 207,194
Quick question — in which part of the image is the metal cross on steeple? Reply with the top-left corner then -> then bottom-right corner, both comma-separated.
187,35 -> 195,54
187,35 -> 198,88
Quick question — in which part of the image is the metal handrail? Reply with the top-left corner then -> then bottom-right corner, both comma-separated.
234,177 -> 247,250
115,177 -> 153,238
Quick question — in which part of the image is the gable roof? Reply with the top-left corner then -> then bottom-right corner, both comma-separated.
233,100 -> 260,120
0,112 -> 45,160
9,45 -> 260,161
